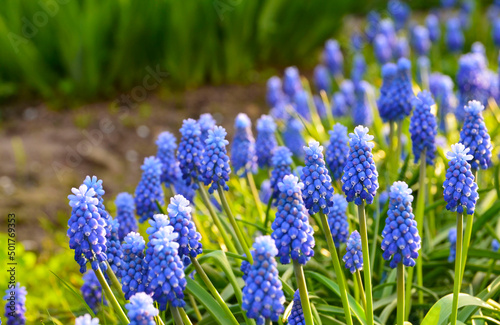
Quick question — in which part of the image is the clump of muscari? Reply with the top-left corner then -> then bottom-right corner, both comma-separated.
256,115 -> 278,169
156,131 -> 181,187
200,126 -> 231,193
328,194 -> 349,247
3,283 -> 27,325
326,123 -> 349,181
134,156 -> 164,223
409,91 -> 437,165
381,181 -> 421,268
115,192 -> 138,241
121,232 -> 147,300
177,119 -> 205,189
352,81 -> 373,126
81,270 -> 105,313
288,290 -> 305,325
448,228 -> 457,262
270,146 -> 293,203
343,231 -> 364,273
232,113 -> 257,176
125,292 -> 159,325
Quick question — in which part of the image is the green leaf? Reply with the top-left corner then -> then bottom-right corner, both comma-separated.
421,293 -> 497,325
186,278 -> 239,325
458,275 -> 500,322
50,271 -> 96,317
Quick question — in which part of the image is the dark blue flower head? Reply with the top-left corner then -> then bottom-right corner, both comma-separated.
75,314 -> 100,325
328,194 -> 349,247
270,100 -> 289,121
81,270 -> 106,313
106,219 -> 124,276
459,100 -> 492,170
242,236 -> 285,324
200,126 -> 231,193
411,25 -> 431,56
135,156 -> 164,223
145,225 -> 186,310
429,73 -> 456,132
271,175 -> 315,265
256,115 -> 278,169
260,180 -> 272,204
198,113 -> 216,143
381,181 -> 421,268
378,62 -> 398,122
270,146 -> 293,203
300,141 -> 335,214
68,184 -> 108,273
115,192 -> 138,241
343,231 -> 363,273
493,239 -> 499,252
120,232 -> 147,300
374,34 -> 392,64
84,176 -> 113,238
426,14 -> 441,43
323,39 -> 344,77
446,17 -> 464,53
351,53 -> 366,85
267,76 -> 285,108
288,290 -> 305,325
156,131 -> 180,187
388,0 -> 410,31
448,228 -> 457,262
125,292 -> 159,325
459,0 -> 474,29
232,113 -> 257,176
341,80 -> 355,108
341,126 -> 379,205
410,91 -> 438,165
443,143 -> 479,215
3,283 -> 27,325
313,95 -> 327,119
326,123 -> 349,181
177,118 -> 205,189
379,19 -> 398,54
365,11 -> 380,43
283,118 -> 305,158
394,36 -> 410,59
167,194 -> 203,266
493,17 -> 500,47
353,81 -> 373,126
314,65 -> 332,94
331,92 -> 348,117
283,67 -> 303,98
393,58 -> 415,118
351,32 -> 364,51
293,90 -> 311,121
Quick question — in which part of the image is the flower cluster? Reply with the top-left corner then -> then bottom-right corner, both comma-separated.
288,290 -> 305,325
81,270 -> 105,313
377,62 -> 398,122
267,76 -> 285,108
135,156 -> 164,223
106,219 -> 123,276
341,126 -> 379,205
283,118 -> 305,158
271,175 -> 315,264
121,232 -> 147,300
328,194 -> 350,247
83,176 -> 112,238
75,314 -> 100,325
323,39 -> 343,77
429,73 -> 456,132
293,90 -> 311,121
200,126 -> 231,193
256,115 -> 278,169
156,131 -> 181,187
270,146 -> 293,203
445,17 -> 464,53
242,236 -> 285,324
425,14 -> 440,42
177,118 -> 205,189
198,113 -> 216,142
115,192 -> 138,241
409,91 -> 437,165
343,231 -> 363,273
381,181 -> 421,268
411,25 -> 431,56
351,53 -> 366,84
313,64 -> 332,93
326,123 -> 350,181
283,66 -> 302,97
3,283 -> 27,325
232,113 -> 257,176
125,292 -> 159,325
353,81 -> 372,126
331,92 -> 347,117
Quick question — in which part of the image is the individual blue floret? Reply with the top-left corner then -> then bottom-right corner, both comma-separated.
409,91 -> 437,165
125,292 -> 159,325
326,123 -> 350,181
81,270 -> 106,313
343,231 -> 364,273
135,156 -> 164,223
328,194 -> 349,247
232,113 -> 258,176
200,126 -> 231,193
256,115 -> 278,169
115,192 -> 138,241
459,101 -> 492,170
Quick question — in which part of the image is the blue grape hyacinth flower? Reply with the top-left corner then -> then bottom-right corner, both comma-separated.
115,192 -> 138,241
393,58 -> 415,118
200,125 -> 231,193
293,90 -> 311,121
343,230 -> 364,273
167,194 -> 203,265
328,194 -> 349,247
156,131 -> 181,187
313,95 -> 327,119
283,118 -> 305,158
374,34 -> 392,65
443,143 -> 479,215
283,66 -> 303,98
84,176 -> 113,238
351,53 -> 366,85
492,239 -> 499,252
448,228 -> 457,262
125,292 -> 159,325
326,123 -> 349,181
198,113 -> 216,143
353,81 -> 373,126
270,146 -> 293,203
81,270 -> 106,313
341,126 -> 379,205
242,236 -> 285,325
121,232 -> 147,300
288,290 -> 305,325
75,314 -> 100,325
177,118 -> 205,189
378,62 -> 398,123
314,64 -> 332,93
409,91 -> 438,165
388,0 -> 410,31
260,180 -> 272,204
232,113 -> 258,177
256,115 -> 278,169
459,100 -> 492,170
271,175 -> 315,264
340,80 -> 355,108
106,219 -> 124,277
446,17 -> 464,53
300,141 -> 335,214
426,14 -> 441,43
3,283 -> 27,325
379,19 -> 397,54
429,73 -> 456,132
365,11 -> 380,43
394,36 -> 410,59
323,39 -> 344,77
493,17 -> 500,47
411,25 -> 431,56
135,156 -> 164,223
67,184 -> 108,273
331,92 -> 348,118
267,76 -> 285,108
381,181 -> 421,268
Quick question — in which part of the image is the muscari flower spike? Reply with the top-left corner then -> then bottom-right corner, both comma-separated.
115,192 -> 138,241
492,239 -> 499,252
365,11 -> 380,43
379,19 -> 397,54
394,36 -> 410,59
288,289 -> 305,325
200,125 -> 231,193
232,113 -> 258,176
198,113 -> 216,143
271,175 -> 315,264
446,17 -> 464,53
426,14 -> 441,43
81,270 -> 106,313
293,90 -> 311,121
135,156 -> 164,223
331,92 -> 348,117
67,184 -> 107,273
177,118 -> 205,189
377,62 -> 398,122
459,100 -> 492,170
493,17 -> 500,47
448,228 -> 457,262
270,146 -> 293,204
443,143 -> 479,215
300,141 -> 335,214
342,126 -> 379,205
351,53 -> 366,85
267,76 -> 285,108
343,230 -> 363,273
242,236 -> 285,324
374,34 -> 392,65
283,118 -> 305,158
106,219 -> 124,277
120,232 -> 147,300
429,73 -> 456,132
314,95 -> 327,119
75,314 -> 100,325
328,194 -> 349,247
260,180 -> 272,204
388,0 -> 410,31
340,80 -> 355,108
409,91 -> 437,165
4,283 -> 27,325
256,115 -> 278,169
351,31 -> 364,52
352,81 -> 373,126
283,66 -> 303,98
323,39 -> 344,77
314,64 -> 332,94
411,25 -> 431,56
167,195 -> 203,265
125,292 -> 159,325
83,176 -> 113,238
393,58 -> 415,119
156,131 -> 181,187
381,181 -> 421,268
326,123 -> 349,181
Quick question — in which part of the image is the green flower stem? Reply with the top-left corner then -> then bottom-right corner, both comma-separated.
179,307 -> 193,325
105,260 -> 126,302
246,172 -> 265,223
397,262 -> 405,325
217,184 -> 253,264
318,211 -> 353,325
357,201 -> 374,325
95,266 -> 130,324
355,269 -> 367,311
370,196 -> 381,275
420,61 -> 429,91
188,294 -> 202,321
197,182 -> 238,254
320,89 -> 334,128
459,169 -> 478,285
190,256 -> 240,324
450,212 -> 464,325
170,305 -> 184,325
292,260 -> 314,325
265,319 -> 272,325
